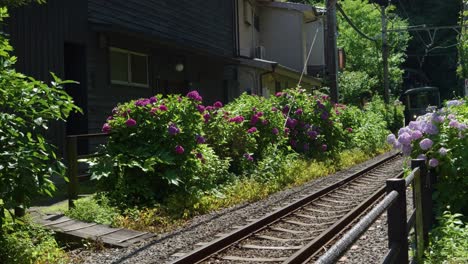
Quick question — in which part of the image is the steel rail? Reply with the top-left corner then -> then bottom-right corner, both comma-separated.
170,152 -> 401,264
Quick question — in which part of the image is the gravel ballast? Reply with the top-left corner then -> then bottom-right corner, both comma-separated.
76,151 -> 401,264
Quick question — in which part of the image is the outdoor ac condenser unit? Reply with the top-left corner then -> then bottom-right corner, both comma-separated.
255,46 -> 266,59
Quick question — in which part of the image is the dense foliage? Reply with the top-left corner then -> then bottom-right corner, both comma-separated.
88,88 -> 399,214
425,211 -> 468,263
389,97 -> 467,262
0,8 -> 79,226
388,98 -> 468,215
0,216 -> 67,264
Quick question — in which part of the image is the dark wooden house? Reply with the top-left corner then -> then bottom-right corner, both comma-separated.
7,0 -> 237,151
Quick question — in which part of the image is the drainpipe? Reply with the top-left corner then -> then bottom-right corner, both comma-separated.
259,62 -> 277,96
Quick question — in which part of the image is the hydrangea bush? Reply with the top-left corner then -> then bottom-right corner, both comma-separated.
203,94 -> 286,173
270,89 -> 348,159
388,98 -> 468,215
89,92 -> 230,207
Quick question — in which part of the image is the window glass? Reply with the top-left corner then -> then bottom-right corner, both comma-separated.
110,50 -> 128,82
131,54 -> 148,85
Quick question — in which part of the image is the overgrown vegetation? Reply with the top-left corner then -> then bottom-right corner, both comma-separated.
64,88 -> 401,232
389,97 -> 468,261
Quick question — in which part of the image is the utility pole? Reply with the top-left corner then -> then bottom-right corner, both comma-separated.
380,3 -> 390,103
326,0 -> 339,103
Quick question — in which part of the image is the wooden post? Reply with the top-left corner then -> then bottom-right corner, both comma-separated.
417,159 -> 431,244
67,136 -> 79,208
386,178 -> 408,264
326,0 -> 339,103
411,160 -> 424,263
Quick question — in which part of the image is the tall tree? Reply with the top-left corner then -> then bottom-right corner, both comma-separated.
394,0 -> 462,99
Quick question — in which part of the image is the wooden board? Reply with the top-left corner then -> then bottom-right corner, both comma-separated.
33,213 -> 155,248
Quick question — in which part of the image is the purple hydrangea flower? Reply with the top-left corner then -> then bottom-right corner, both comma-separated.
458,123 -> 467,131
290,139 -> 297,147
398,127 -> 411,136
446,99 -> 463,107
282,105 -> 290,115
196,105 -> 206,113
102,123 -> 111,133
125,118 -> 137,127
284,127 -> 290,134
175,145 -> 185,154
286,118 -> 298,128
408,121 -> 421,131
247,127 -> 257,134
387,134 -> 396,144
196,152 -> 204,160
149,96 -> 157,103
243,153 -> 254,161
262,119 -> 269,125
229,115 -> 244,123
196,135 -> 206,144
295,108 -> 303,115
106,116 -> 113,121
321,144 -> 328,152
320,111 -> 329,120
271,107 -> 278,112
250,115 -> 259,125
411,130 -> 423,140
419,138 -> 433,150
159,105 -> 168,111
168,124 -> 180,135
203,113 -> 211,123
402,144 -> 412,156
135,99 -> 151,107
438,147 -> 448,156
398,132 -> 412,145
272,128 -> 279,135
275,92 -> 284,97
308,130 -> 318,139
213,101 -> 223,108
112,107 -> 119,115
428,158 -> 439,167
187,90 -> 203,101
449,119 -> 459,128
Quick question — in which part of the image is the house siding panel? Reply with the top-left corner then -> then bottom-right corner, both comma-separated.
88,0 -> 234,57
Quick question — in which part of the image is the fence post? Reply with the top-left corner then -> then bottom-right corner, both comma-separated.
412,159 -> 431,245
411,159 -> 425,263
386,178 -> 408,264
66,136 -> 79,208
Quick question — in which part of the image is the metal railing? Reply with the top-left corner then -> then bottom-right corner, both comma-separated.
66,133 -> 109,208
316,159 -> 435,264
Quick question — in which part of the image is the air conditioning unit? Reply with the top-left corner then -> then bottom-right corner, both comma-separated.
255,46 -> 266,59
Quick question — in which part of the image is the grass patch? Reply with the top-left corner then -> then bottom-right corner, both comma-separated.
425,211 -> 468,263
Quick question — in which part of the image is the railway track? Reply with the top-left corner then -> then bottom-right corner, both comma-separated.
171,152 -> 403,264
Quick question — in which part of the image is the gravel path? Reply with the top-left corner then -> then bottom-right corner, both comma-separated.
74,151 -> 400,264
336,187 -> 414,264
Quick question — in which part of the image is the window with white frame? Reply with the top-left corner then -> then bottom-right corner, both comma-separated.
109,47 -> 149,87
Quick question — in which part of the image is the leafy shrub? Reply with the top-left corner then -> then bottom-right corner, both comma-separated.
65,195 -> 119,225
0,216 -> 68,264
0,7 -> 79,225
203,94 -> 287,173
388,98 -> 468,215
340,103 -> 390,152
339,71 -> 378,106
425,211 -> 468,264
270,89 -> 347,159
89,92 -> 230,208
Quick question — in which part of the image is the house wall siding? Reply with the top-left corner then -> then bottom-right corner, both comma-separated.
88,0 -> 234,57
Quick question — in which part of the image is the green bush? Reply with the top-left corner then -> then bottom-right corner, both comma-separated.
0,7 -> 79,226
270,89 -> 347,159
203,94 -> 287,173
338,71 -> 378,106
425,211 -> 468,264
89,92 -> 231,208
0,216 -> 68,264
65,195 -> 119,225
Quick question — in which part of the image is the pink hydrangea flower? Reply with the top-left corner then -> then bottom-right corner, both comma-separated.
247,127 -> 257,134
159,105 -> 168,111
102,123 -> 111,133
125,118 -> 137,127
213,101 -> 223,108
175,145 -> 185,154
187,90 -> 203,101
